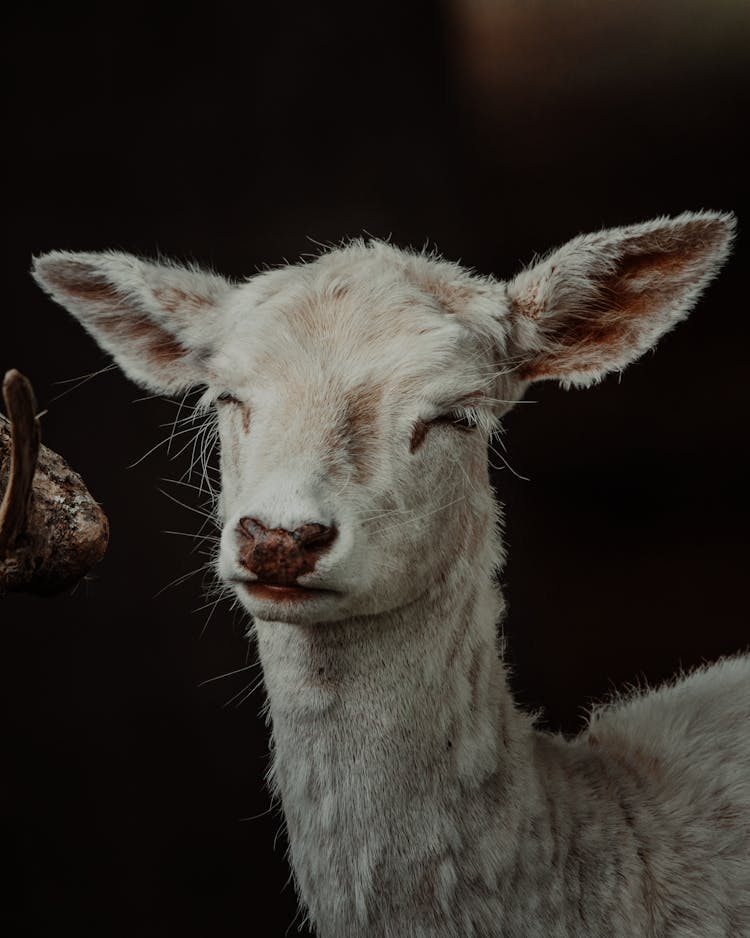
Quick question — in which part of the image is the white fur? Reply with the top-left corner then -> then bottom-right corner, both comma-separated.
32,211 -> 748,936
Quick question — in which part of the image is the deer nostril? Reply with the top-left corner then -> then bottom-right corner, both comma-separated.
235,517 -> 337,585
294,523 -> 337,551
238,517 -> 266,541
237,518 -> 337,554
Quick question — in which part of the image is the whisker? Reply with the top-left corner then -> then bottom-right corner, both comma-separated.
375,495 -> 467,535
166,389 -> 193,455
238,802 -> 282,823
221,672 -> 266,708
162,477 -> 214,494
48,363 -> 118,403
198,663 -> 259,686
199,594 -> 225,637
158,487 -> 219,523
153,565 -> 207,597
163,529 -> 220,540
488,441 -> 530,481
360,505 -> 413,524
230,675 -> 266,708
128,423 -> 203,468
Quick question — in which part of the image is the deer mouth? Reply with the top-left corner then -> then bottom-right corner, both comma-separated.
242,581 -> 337,602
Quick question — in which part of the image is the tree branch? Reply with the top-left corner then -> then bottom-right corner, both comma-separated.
0,369 -> 109,595
0,370 -> 41,555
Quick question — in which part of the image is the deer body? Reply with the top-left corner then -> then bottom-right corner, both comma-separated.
256,491 -> 750,938
32,211 -> 750,935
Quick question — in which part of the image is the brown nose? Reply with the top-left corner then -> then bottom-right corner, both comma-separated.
237,517 -> 338,586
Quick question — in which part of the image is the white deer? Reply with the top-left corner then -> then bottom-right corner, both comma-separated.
33,211 -> 749,937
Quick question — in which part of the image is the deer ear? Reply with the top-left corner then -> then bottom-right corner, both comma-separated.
505,211 -> 736,387
32,251 -> 233,393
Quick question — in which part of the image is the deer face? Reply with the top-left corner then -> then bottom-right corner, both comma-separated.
206,255 -> 505,622
32,212 -> 734,623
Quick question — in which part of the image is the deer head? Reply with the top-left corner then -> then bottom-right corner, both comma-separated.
32,212 -> 735,624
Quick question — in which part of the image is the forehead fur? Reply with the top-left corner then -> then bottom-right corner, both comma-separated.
213,241 -> 496,400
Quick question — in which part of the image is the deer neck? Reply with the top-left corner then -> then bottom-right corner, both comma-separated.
253,544 -> 538,935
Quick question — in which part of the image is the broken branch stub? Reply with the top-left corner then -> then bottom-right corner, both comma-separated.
0,369 -> 109,595
0,370 -> 40,555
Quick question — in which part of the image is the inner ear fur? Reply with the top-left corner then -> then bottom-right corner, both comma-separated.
505,210 -> 736,387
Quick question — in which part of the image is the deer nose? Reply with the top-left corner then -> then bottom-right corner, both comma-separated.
237,517 -> 338,586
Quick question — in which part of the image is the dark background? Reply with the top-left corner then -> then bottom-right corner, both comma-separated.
3,1 -> 748,935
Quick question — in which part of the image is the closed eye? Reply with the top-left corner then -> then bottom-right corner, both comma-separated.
216,391 -> 242,406
427,411 -> 477,432
409,410 -> 479,453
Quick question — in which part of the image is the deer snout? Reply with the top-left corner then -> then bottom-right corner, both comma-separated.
237,517 -> 338,586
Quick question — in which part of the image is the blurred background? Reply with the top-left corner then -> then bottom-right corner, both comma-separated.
3,1 -> 749,934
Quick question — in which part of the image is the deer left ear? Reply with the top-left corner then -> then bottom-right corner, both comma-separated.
32,251 -> 234,394
504,210 -> 736,387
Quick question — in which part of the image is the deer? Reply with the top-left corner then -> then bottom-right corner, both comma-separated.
32,211 -> 749,937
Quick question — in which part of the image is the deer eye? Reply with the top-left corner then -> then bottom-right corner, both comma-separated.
216,391 -> 242,405
409,410 -> 478,453
428,411 -> 477,432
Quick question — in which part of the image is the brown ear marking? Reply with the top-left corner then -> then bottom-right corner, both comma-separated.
153,285 -> 215,313
519,316 -> 634,381
38,259 -> 216,318
142,333 -> 190,367
612,233 -> 713,290
518,242 -> 725,381
39,259 -> 121,305
35,259 -> 191,366
97,315 -> 191,366
513,214 -> 734,382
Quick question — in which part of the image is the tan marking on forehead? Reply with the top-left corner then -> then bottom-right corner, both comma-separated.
325,278 -> 350,302
251,345 -> 286,385
294,292 -> 324,336
252,268 -> 472,390
408,263 -> 483,316
428,279 -> 478,315
251,291 -> 349,379
274,382 -> 307,427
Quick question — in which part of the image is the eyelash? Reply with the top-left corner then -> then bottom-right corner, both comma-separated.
215,394 -> 477,443
410,410 -> 478,453
427,411 -> 477,432
216,391 -> 242,405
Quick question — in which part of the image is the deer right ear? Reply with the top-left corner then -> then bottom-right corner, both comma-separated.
32,251 -> 234,394
504,211 -> 736,388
